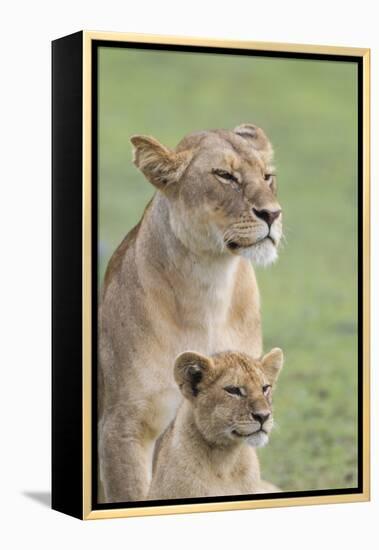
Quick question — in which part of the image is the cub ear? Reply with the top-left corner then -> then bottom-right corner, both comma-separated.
174,351 -> 214,400
261,347 -> 284,385
234,123 -> 273,164
130,135 -> 191,191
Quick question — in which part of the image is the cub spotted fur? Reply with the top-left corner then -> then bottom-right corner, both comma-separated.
148,348 -> 284,500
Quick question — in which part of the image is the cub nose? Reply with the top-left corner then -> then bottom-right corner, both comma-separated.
253,208 -> 281,227
251,411 -> 270,425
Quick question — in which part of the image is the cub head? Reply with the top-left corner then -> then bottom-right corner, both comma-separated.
174,348 -> 284,448
131,124 -> 282,267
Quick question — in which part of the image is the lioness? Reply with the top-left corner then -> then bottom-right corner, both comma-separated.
148,348 -> 284,499
99,124 -> 283,503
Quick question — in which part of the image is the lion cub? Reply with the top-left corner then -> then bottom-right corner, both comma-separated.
148,348 -> 284,500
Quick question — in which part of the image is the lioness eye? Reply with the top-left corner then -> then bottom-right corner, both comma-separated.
262,384 -> 271,395
264,173 -> 274,182
224,385 -> 243,396
212,169 -> 239,183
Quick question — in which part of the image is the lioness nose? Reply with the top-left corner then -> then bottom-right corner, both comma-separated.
252,411 -> 270,425
253,208 -> 281,227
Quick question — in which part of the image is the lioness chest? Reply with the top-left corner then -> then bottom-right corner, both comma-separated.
150,256 -> 261,361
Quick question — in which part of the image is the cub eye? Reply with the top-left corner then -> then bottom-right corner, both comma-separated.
262,384 -> 272,396
224,385 -> 243,396
212,169 -> 239,184
264,173 -> 274,182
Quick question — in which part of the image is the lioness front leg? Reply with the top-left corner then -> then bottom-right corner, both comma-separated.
99,407 -> 155,503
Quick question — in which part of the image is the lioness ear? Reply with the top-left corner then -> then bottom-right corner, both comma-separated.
234,123 -> 273,164
174,351 -> 213,400
130,135 -> 191,191
261,348 -> 284,385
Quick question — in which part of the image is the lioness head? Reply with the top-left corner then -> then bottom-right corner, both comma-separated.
131,124 -> 282,266
174,348 -> 284,448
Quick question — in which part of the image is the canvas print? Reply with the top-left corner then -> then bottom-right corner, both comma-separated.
96,45 -> 359,505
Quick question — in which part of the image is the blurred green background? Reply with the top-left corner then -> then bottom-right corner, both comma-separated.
98,47 -> 358,492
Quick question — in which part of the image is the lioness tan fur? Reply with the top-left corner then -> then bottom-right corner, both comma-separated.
148,348 -> 284,499
99,124 -> 283,503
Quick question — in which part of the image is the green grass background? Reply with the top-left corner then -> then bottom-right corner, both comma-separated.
98,47 -> 358,492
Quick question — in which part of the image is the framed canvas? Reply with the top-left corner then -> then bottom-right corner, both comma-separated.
52,31 -> 370,520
